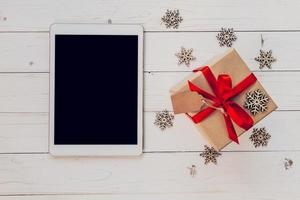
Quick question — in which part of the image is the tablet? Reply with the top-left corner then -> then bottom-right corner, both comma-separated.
49,24 -> 143,156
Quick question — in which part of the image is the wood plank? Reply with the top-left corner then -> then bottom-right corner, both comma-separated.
1,32 -> 300,72
0,33 -> 49,72
0,152 -> 298,195
144,111 -> 300,152
1,193 -> 299,200
0,111 -> 298,153
0,73 -> 48,112
0,113 -> 48,153
145,32 -> 300,71
0,0 -> 300,31
145,71 -> 300,111
0,71 -> 297,113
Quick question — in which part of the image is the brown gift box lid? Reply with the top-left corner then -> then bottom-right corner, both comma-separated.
170,48 -> 277,151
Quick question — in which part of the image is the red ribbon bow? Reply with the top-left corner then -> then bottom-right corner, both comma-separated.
188,66 -> 257,144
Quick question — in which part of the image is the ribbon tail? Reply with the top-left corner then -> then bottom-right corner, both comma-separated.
189,107 -> 216,123
224,101 -> 254,130
223,114 -> 239,144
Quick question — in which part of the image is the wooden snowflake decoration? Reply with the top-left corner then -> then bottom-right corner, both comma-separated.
249,127 -> 271,148
154,109 -> 174,130
187,165 -> 197,177
200,145 -> 221,165
175,47 -> 196,67
284,158 -> 293,170
161,9 -> 183,29
244,89 -> 269,116
216,28 -> 237,47
255,50 -> 276,69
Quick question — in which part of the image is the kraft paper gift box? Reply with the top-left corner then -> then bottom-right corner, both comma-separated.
170,48 -> 277,151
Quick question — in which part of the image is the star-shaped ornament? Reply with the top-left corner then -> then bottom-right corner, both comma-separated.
200,145 -> 221,165
255,49 -> 276,69
175,47 -> 196,67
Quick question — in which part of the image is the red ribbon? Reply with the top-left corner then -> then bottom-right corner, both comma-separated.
188,66 -> 257,144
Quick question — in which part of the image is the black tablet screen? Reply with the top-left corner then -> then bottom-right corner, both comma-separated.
54,35 -> 138,145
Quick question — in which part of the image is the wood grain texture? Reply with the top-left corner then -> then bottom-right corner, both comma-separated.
1,193 -> 299,200
1,32 -> 300,72
145,71 -> 300,111
0,0 -> 300,31
0,111 -> 298,153
0,71 -> 298,113
145,32 -> 300,71
0,113 -> 48,153
0,33 -> 49,72
144,111 -> 300,152
0,152 -> 298,195
0,73 -> 48,112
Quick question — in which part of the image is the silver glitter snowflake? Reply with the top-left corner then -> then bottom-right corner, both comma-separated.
249,127 -> 271,148
154,109 -> 174,130
161,9 -> 183,29
216,28 -> 237,47
255,49 -> 276,69
200,145 -> 221,165
175,47 -> 196,67
244,89 -> 269,116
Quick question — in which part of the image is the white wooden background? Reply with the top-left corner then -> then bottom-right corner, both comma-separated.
0,0 -> 300,199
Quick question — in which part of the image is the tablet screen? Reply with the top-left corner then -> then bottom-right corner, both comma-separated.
54,35 -> 138,145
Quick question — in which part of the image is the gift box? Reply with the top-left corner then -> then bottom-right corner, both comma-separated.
170,48 -> 277,150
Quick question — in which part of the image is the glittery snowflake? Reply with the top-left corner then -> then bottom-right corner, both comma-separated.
244,89 -> 269,116
175,47 -> 196,67
255,49 -> 276,69
216,28 -> 237,47
249,127 -> 271,148
161,9 -> 183,29
200,145 -> 221,165
154,109 -> 174,130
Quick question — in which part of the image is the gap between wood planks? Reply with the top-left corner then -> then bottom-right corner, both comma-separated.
1,149 -> 299,155
3,30 -> 300,33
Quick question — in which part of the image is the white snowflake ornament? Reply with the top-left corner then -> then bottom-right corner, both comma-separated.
216,28 -> 237,47
249,127 -> 271,148
161,9 -> 183,29
154,109 -> 174,130
175,47 -> 196,67
255,49 -> 276,69
244,89 -> 269,116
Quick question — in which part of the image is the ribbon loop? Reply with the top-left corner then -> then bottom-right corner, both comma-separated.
188,66 -> 256,144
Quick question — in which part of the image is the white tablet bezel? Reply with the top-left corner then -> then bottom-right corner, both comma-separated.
49,23 -> 143,156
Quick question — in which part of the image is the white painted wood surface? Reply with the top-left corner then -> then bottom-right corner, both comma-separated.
0,0 -> 300,31
0,0 -> 299,199
0,153 -> 299,196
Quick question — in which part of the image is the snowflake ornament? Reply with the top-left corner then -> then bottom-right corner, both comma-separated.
249,127 -> 271,148
255,49 -> 276,69
216,28 -> 237,47
161,9 -> 183,29
175,47 -> 196,67
200,145 -> 221,165
154,109 -> 174,130
284,158 -> 293,170
244,89 -> 269,116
